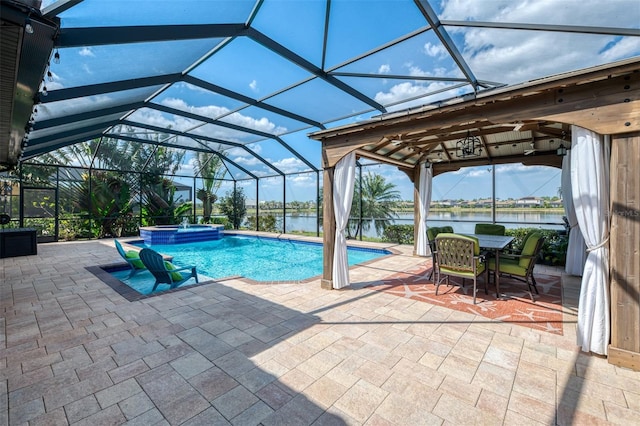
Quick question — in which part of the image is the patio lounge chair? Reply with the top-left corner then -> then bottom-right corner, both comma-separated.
434,233 -> 487,304
426,226 -> 454,280
114,240 -> 146,278
138,248 -> 199,291
474,223 -> 506,235
488,232 -> 544,301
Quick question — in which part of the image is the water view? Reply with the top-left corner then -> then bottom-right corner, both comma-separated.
268,210 -> 565,238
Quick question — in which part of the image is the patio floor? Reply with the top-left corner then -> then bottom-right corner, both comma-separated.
1,236 -> 639,425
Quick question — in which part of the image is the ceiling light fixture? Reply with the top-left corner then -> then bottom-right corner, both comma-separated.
24,16 -> 34,34
556,143 -> 567,156
556,130 -> 569,156
455,131 -> 482,158
53,50 -> 60,64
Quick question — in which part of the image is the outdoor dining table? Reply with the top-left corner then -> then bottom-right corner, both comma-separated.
465,233 -> 515,299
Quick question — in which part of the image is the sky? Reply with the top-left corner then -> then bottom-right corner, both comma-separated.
37,0 -> 640,202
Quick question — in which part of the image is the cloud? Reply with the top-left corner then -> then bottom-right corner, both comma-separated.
374,80 -> 461,107
439,0 -> 640,85
233,155 -> 264,167
272,157 -> 305,173
378,64 -> 391,74
601,37 -> 640,62
423,42 -> 446,58
159,98 -> 288,136
249,79 -> 258,92
78,47 -> 95,57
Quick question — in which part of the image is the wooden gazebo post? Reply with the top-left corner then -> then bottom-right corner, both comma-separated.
321,166 -> 336,289
412,164 -> 422,256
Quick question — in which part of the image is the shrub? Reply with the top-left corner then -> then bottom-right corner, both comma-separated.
245,214 -> 279,232
382,224 -> 414,244
505,227 -> 568,266
209,216 -> 230,229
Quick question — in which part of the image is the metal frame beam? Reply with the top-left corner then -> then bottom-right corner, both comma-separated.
247,27 -> 386,114
56,24 -> 248,47
413,0 -> 480,90
183,76 -> 325,129
38,74 -> 183,103
441,20 -> 640,37
120,120 -> 285,176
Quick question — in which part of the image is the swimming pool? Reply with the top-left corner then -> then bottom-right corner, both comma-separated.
112,235 -> 390,294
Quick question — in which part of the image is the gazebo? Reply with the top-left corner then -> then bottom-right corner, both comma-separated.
311,58 -> 640,371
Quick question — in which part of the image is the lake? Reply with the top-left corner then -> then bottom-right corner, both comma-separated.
268,210 -> 565,238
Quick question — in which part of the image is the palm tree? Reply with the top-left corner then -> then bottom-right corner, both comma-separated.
194,152 -> 225,223
350,172 -> 401,237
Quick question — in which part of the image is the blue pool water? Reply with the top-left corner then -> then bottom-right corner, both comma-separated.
112,235 -> 390,294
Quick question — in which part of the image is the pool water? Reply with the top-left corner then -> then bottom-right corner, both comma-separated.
114,235 -> 390,294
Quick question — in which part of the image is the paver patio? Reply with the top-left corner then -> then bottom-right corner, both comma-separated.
1,237 -> 639,425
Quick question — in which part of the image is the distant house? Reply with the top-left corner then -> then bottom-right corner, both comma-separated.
432,199 -> 456,207
173,182 -> 192,202
549,199 -> 564,208
475,198 -> 493,208
495,200 -> 514,208
515,196 -> 542,207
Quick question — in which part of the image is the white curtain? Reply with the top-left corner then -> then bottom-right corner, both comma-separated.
416,162 -> 432,256
332,151 -> 356,289
561,151 -> 587,276
571,125 -> 610,355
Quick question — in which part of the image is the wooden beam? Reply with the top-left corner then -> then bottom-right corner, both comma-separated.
432,152 -> 562,175
355,149 -> 414,171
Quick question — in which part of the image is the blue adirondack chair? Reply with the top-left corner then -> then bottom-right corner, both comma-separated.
138,248 -> 199,291
114,240 -> 146,278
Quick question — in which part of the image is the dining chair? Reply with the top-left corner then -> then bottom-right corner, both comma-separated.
426,226 -> 454,279
474,223 -> 506,235
488,232 -> 544,301
434,233 -> 487,304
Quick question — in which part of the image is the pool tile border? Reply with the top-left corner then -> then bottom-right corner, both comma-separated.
85,263 -> 223,302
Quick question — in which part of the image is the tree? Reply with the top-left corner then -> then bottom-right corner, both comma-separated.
136,144 -> 190,225
350,172 -> 401,237
194,152 -> 225,223
219,187 -> 247,229
76,171 -> 135,238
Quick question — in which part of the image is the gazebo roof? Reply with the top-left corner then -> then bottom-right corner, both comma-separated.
2,0 -> 639,175
310,57 -> 640,173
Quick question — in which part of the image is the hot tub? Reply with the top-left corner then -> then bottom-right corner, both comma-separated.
139,224 -> 224,245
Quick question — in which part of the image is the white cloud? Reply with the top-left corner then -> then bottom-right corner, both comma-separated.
249,79 -> 258,92
272,157 -> 305,173
439,0 -> 640,85
159,98 -> 288,136
374,80 -> 462,107
78,47 -> 95,57
378,64 -> 391,74
423,42 -> 446,58
601,37 -> 640,62
233,155 -> 263,167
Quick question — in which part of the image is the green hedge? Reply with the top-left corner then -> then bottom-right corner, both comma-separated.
504,227 -> 568,266
382,224 -> 568,266
382,224 -> 414,244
